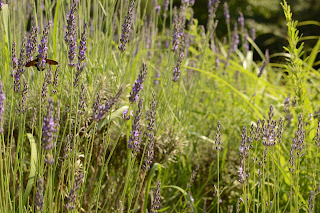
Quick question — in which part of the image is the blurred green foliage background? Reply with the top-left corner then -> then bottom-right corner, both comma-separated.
143,0 -> 320,62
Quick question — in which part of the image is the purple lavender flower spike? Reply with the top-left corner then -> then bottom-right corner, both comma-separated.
74,23 -> 88,87
150,181 -> 161,213
119,0 -> 135,52
0,78 -> 5,133
41,66 -> 53,101
52,65 -> 60,94
230,23 -> 239,53
238,12 -> 245,34
128,98 -> 143,155
42,98 -> 57,151
171,7 -> 181,52
173,51 -> 184,82
250,27 -> 256,40
129,62 -> 147,103
258,49 -> 269,77
65,1 -> 78,67
208,0 -> 220,20
14,37 -> 27,92
66,172 -> 84,210
96,85 -> 123,121
37,22 -> 51,71
35,178 -> 44,211
223,2 -> 230,25
78,83 -> 86,114
143,92 -> 156,171
11,42 -> 18,77
163,0 -> 169,18
26,19 -> 38,61
19,82 -> 29,113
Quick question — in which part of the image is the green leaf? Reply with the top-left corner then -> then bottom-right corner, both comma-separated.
307,38 -> 320,67
2,4 -> 10,54
23,134 -> 38,206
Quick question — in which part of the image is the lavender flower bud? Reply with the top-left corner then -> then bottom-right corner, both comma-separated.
129,62 -> 147,103
52,65 -> 59,94
243,30 -> 249,53
187,164 -> 199,188
19,82 -> 29,113
74,23 -> 88,87
143,92 -> 156,171
173,51 -> 184,82
258,49 -> 269,77
42,98 -> 58,151
37,22 -> 51,70
172,7 -> 181,52
26,20 -> 38,61
315,120 -> 320,147
250,27 -> 256,40
230,23 -> 239,53
65,1 -> 78,67
14,37 -> 27,92
208,0 -> 220,19
64,134 -> 73,158
128,98 -> 143,155
214,121 -> 222,151
92,90 -> 101,120
11,42 -> 18,76
31,107 -> 37,128
66,172 -> 84,210
277,117 -> 284,144
238,12 -> 245,34
0,78 -> 5,133
41,66 -> 53,101
122,109 -> 133,120
44,153 -> 55,165
78,83 -> 86,115
118,0 -> 135,52
163,0 -> 169,18
223,2 -> 230,25
308,191 -> 314,213
96,85 -> 123,121
35,178 -> 44,211
150,181 -> 161,213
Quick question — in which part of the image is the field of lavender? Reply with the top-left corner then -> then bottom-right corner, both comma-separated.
1,0 -> 320,212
